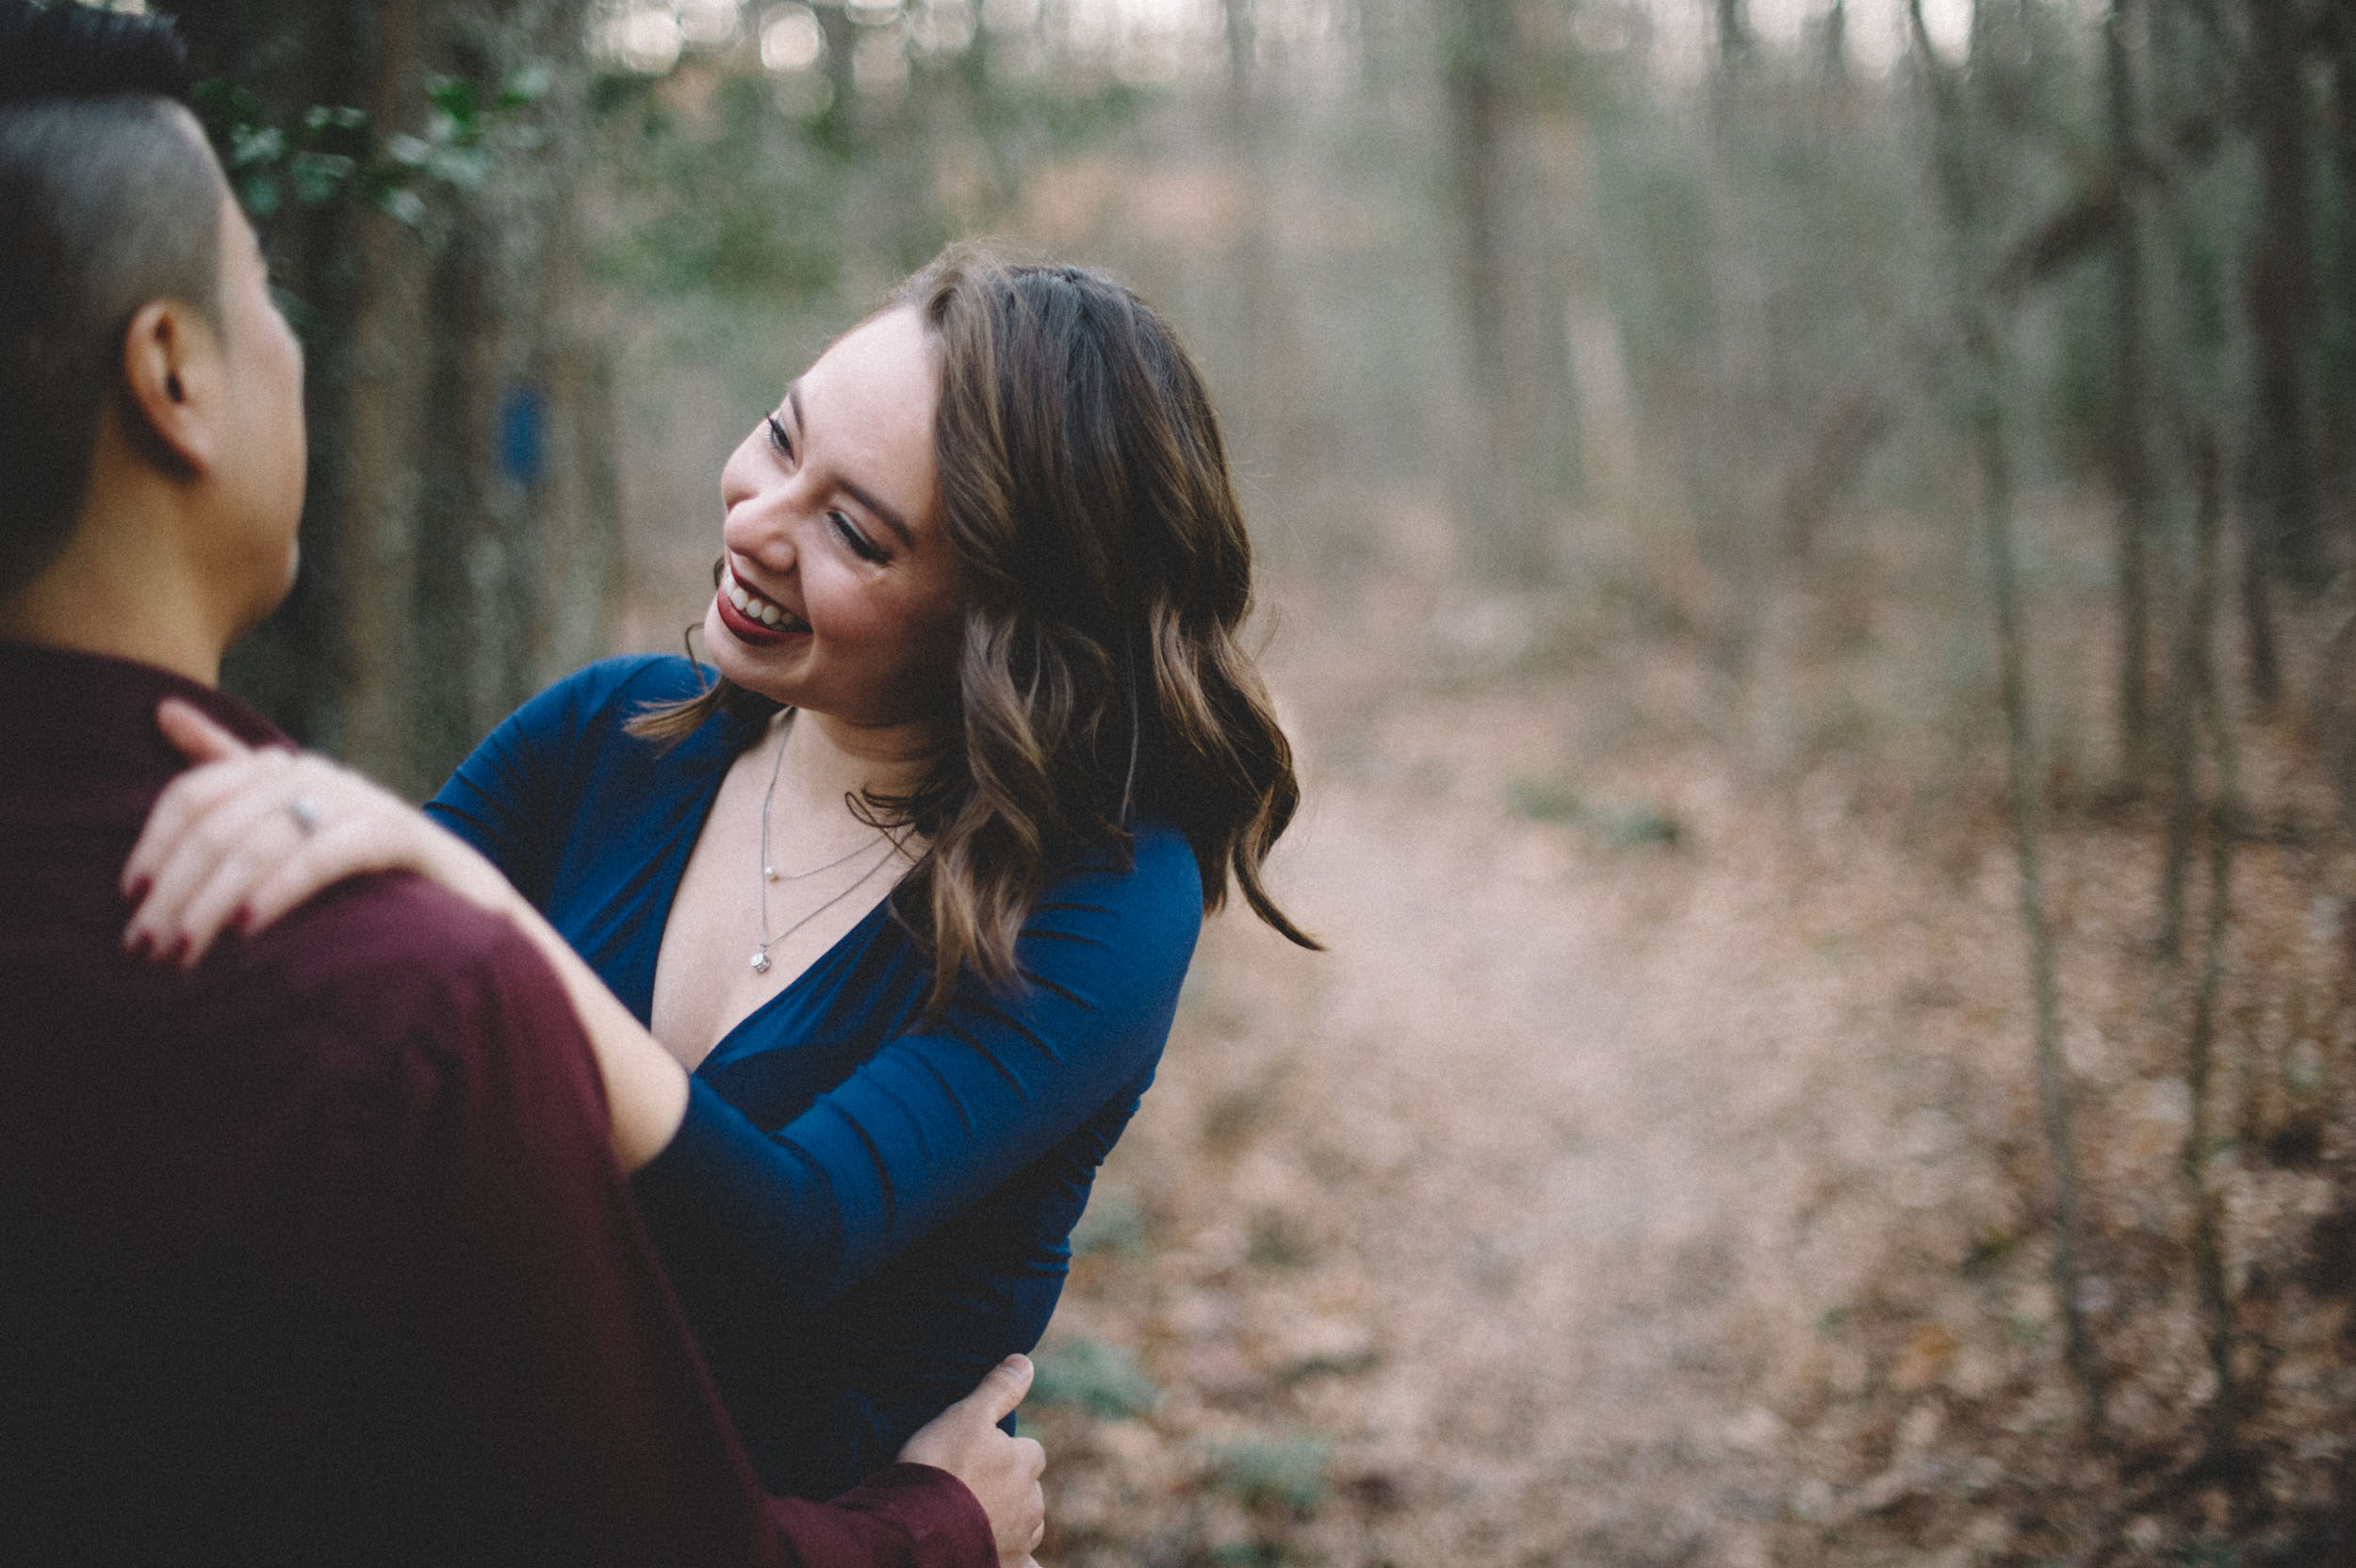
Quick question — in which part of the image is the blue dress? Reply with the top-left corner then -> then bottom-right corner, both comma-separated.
425,655 -> 1201,1498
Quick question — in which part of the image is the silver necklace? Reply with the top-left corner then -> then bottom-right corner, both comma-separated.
751,716 -> 897,975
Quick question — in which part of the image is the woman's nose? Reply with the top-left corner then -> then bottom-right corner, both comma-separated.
727,489 -> 802,566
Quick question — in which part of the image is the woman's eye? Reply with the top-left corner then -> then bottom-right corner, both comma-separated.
765,414 -> 794,459
833,513 -> 890,564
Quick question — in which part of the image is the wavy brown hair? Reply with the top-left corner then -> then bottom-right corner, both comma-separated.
633,246 -> 1316,1010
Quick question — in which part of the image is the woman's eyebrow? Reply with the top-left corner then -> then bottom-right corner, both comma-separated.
788,381 -> 916,549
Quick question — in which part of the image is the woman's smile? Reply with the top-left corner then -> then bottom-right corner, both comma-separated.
714,560 -> 811,644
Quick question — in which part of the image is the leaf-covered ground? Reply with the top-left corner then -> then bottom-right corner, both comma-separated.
1022,534 -> 2356,1567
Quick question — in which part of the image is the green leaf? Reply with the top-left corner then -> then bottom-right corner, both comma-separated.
1208,1437 -> 1331,1516
427,145 -> 494,190
237,172 -> 281,219
426,74 -> 481,133
228,123 -> 286,170
1070,1191 -> 1146,1256
384,132 -> 434,169
1595,803 -> 1682,849
1507,777 -> 1585,823
499,61 -> 554,109
287,151 -> 357,204
375,187 -> 429,228
1028,1337 -> 1160,1419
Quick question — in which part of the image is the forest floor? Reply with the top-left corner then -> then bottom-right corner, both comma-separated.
1023,530 -> 2356,1567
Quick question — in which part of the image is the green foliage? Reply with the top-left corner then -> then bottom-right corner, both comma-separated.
1507,777 -> 1584,823
1961,1226 -> 2021,1279
1246,1213 -> 1314,1269
1071,1190 -> 1148,1257
1208,1544 -> 1286,1568
1506,779 -> 1681,848
1028,1336 -> 1161,1419
1594,802 -> 1682,849
195,63 -> 552,232
1206,1436 -> 1332,1517
580,30 -> 1141,314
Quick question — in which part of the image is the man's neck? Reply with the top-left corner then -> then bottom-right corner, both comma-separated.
0,498 -> 228,687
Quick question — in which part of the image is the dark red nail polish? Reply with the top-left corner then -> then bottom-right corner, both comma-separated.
231,906 -> 254,936
124,875 -> 151,905
162,936 -> 189,965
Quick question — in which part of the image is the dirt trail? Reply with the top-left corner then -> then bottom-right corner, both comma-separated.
1034,581 -> 1971,1566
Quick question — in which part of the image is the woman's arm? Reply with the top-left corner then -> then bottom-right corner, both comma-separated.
125,694 -> 1201,1292
123,697 -> 690,1170
634,827 -> 1203,1311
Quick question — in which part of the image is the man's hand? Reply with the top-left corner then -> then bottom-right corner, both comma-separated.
898,1355 -> 1046,1565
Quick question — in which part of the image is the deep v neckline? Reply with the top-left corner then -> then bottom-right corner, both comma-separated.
695,892 -> 899,1075
643,710 -> 904,1074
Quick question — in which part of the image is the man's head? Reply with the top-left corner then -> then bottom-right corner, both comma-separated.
0,0 -> 303,668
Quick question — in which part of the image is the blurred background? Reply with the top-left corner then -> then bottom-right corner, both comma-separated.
142,0 -> 2356,1559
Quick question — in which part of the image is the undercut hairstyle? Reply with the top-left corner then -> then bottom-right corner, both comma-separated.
635,246 -> 1317,1011
0,0 -> 219,597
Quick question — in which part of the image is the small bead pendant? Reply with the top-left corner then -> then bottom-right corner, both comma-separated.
750,951 -> 771,974
763,865 -> 777,881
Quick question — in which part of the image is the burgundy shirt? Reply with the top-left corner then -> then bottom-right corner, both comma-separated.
0,643 -> 995,1568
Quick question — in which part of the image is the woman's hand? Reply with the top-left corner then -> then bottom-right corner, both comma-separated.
122,697 -> 514,968
123,697 -> 691,1171
897,1355 -> 1047,1566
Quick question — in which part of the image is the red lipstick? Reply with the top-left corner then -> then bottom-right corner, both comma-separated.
714,586 -> 802,645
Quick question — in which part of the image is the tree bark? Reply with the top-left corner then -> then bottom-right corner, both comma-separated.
2182,424 -> 2240,1462
2103,0 -> 2154,789
169,0 -> 614,794
1443,0 -> 1530,574
2243,0 -> 2319,611
1909,0 -> 2106,1438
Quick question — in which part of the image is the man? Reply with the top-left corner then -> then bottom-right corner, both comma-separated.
0,5 -> 1044,1562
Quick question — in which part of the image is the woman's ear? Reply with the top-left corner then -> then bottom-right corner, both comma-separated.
118,299 -> 221,477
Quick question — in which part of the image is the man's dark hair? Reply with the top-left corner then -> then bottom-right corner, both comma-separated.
0,0 -> 223,597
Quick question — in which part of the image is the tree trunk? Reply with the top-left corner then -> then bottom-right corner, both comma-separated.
2103,0 -> 2154,789
1715,0 -> 1751,72
1908,0 -> 2105,1437
2320,8 -> 2356,558
1444,0 -> 1528,574
171,0 -> 614,795
2182,424 -> 2240,1462
2243,0 -> 2318,609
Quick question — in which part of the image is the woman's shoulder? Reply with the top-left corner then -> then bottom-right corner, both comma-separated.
498,654 -> 717,748
535,653 -> 712,720
1005,823 -> 1203,999
1046,820 -> 1203,922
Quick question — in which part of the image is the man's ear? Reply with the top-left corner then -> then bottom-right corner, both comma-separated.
118,300 -> 221,477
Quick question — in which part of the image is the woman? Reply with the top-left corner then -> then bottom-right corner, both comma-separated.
122,248 -> 1316,1498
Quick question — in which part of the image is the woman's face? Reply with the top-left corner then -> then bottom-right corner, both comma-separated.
707,306 -> 962,728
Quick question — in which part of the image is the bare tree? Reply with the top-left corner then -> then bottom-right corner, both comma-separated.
2103,0 -> 2156,787
1907,0 -> 2105,1435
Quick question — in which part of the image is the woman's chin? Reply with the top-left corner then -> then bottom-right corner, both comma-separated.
704,606 -> 794,697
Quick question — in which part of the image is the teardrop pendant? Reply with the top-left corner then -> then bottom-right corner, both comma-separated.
750,951 -> 771,974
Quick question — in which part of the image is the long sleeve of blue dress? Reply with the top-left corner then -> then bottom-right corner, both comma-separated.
426,657 -> 1203,1496
641,841 -> 1201,1311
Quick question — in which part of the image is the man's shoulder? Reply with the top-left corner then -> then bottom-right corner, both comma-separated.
214,874 -> 574,1073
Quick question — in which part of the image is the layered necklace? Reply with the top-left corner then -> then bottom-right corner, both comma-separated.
750,715 -> 900,975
